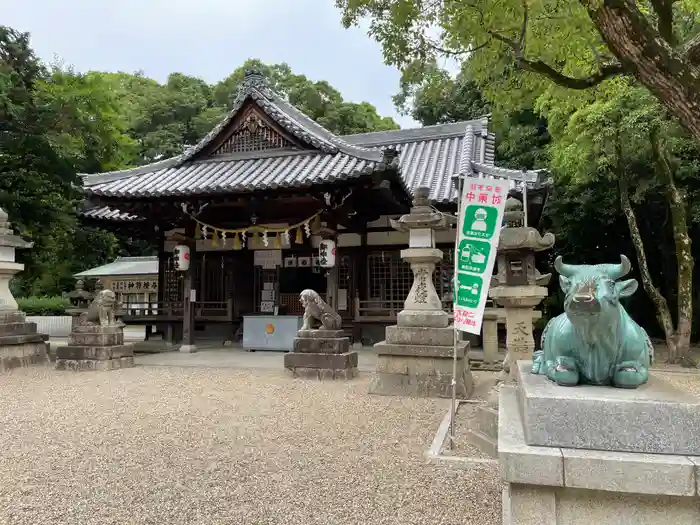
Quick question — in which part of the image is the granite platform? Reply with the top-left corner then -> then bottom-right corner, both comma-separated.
516,360 -> 700,455
500,361 -> 700,525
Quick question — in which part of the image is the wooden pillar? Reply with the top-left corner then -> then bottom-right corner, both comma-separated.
156,230 -> 173,345
353,229 -> 368,343
326,265 -> 339,312
180,221 -> 197,353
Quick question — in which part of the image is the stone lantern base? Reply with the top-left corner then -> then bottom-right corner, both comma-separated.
0,311 -> 50,372
370,325 -> 473,398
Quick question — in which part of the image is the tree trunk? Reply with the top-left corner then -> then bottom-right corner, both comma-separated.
617,174 -> 678,360
586,0 -> 700,146
650,132 -> 694,362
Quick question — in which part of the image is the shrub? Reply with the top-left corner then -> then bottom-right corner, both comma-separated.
17,296 -> 70,316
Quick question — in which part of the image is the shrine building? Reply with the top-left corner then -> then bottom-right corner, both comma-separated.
80,68 -> 548,350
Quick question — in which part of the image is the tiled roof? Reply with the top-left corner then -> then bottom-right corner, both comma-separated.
74,256 -> 158,278
343,119 -> 495,204
81,206 -> 142,221
80,69 -> 500,218
84,150 -> 393,198
84,120 -> 493,203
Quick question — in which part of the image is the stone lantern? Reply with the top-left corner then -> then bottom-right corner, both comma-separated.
0,208 -> 49,371
370,187 -> 474,398
65,280 -> 95,329
488,197 -> 554,380
0,208 -> 33,312
389,187 -> 453,327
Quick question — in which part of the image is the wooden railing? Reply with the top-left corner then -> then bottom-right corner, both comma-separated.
119,299 -> 233,322
354,298 -> 454,322
278,293 -> 328,315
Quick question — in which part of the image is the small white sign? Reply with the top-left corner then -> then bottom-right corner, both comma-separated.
254,250 -> 282,269
260,301 -> 275,313
284,256 -> 297,268
189,289 -> 197,302
261,290 -> 275,301
298,257 -> 312,267
263,282 -> 274,290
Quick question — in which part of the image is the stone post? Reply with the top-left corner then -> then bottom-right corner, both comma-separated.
370,187 -> 473,398
488,197 -> 554,382
0,208 -> 50,371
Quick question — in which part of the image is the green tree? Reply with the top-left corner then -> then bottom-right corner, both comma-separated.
405,66 -> 549,171
336,0 -> 700,147
540,77 -> 696,361
0,27 -> 81,293
213,58 -> 399,135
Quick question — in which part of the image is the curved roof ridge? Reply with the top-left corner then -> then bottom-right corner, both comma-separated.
182,68 -> 384,163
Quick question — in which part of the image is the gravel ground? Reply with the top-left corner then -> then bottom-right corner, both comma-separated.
0,366 -> 501,525
656,370 -> 700,396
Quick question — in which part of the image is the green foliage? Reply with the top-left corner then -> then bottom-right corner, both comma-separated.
17,296 -> 70,316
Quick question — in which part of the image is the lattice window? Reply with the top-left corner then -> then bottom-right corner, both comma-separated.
213,114 -> 296,155
196,253 -> 234,303
367,251 -> 412,304
435,248 -> 454,311
338,255 -> 351,290
163,256 -> 183,302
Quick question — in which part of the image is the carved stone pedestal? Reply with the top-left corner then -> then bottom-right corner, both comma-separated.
0,311 -> 49,372
489,285 -> 549,381
370,325 -> 472,398
56,325 -> 134,371
284,330 -> 358,380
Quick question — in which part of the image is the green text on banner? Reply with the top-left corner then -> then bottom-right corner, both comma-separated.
453,176 -> 509,334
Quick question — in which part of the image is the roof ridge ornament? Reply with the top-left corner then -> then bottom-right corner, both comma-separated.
243,66 -> 270,89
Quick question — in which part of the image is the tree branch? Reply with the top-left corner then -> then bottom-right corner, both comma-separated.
680,32 -> 700,64
487,30 -> 624,89
648,0 -> 676,45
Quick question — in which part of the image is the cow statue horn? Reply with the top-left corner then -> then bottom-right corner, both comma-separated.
553,256 -> 577,278
605,254 -> 632,280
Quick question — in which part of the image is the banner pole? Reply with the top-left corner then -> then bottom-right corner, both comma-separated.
449,174 -> 464,450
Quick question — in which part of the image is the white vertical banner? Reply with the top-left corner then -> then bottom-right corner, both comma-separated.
453,176 -> 509,334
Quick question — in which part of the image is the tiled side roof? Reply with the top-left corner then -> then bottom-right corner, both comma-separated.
342,118 -> 495,204
81,206 -> 142,221
74,256 -> 158,278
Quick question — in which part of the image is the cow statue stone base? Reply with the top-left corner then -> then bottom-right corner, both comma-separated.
532,255 -> 652,389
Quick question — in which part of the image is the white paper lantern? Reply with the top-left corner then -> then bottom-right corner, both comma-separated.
318,239 -> 336,268
173,245 -> 191,271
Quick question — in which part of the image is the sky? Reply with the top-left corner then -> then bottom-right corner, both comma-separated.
4,0 -> 421,128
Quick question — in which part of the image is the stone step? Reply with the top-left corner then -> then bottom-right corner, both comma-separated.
374,341 -> 466,359
466,429 -> 498,458
385,325 -> 455,346
56,344 -> 134,361
293,336 -> 349,354
284,351 -> 358,370
474,405 -> 499,439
